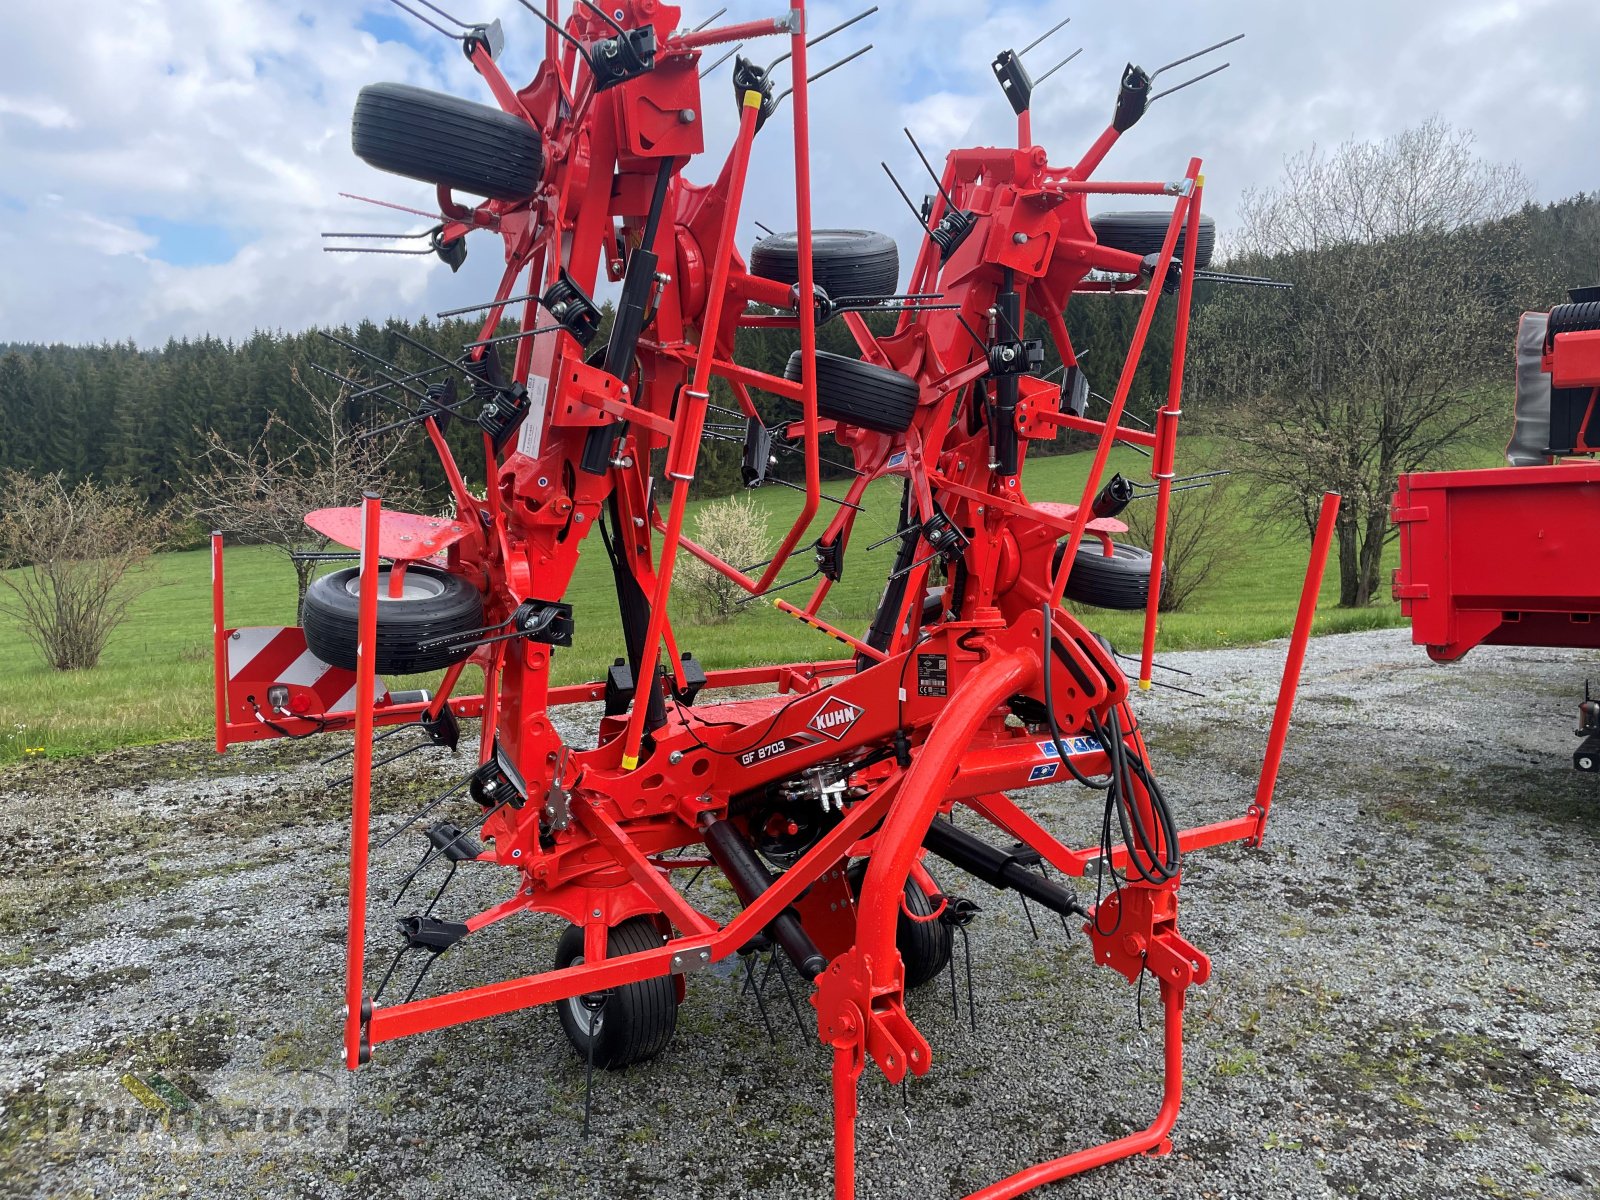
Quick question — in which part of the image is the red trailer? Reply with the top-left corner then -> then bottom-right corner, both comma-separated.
1393,290 -> 1600,767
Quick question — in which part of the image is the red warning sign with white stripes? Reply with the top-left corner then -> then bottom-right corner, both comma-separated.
223,626 -> 388,725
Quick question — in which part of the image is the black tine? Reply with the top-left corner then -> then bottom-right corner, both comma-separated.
1019,893 -> 1040,940
422,861 -> 459,918
959,924 -> 976,1031
391,842 -> 434,911
744,953 -> 778,1044
372,776 -> 472,854
402,950 -> 443,1004
904,127 -> 958,213
436,289 -> 542,319
583,994 -> 608,1137
372,944 -> 411,1005
770,953 -> 808,1039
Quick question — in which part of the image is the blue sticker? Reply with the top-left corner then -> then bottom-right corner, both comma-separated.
1037,736 -> 1103,759
1028,762 -> 1059,781
886,451 -> 907,469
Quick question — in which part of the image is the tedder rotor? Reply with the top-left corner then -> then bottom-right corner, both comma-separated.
208,4 -> 1339,1193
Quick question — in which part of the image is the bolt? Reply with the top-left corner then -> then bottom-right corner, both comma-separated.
537,477 -> 549,487
1000,347 -> 1017,362
574,512 -> 586,522
1013,232 -> 1029,244
668,750 -> 684,764
593,909 -> 602,918
679,109 -> 697,124
551,302 -> 569,317
632,516 -> 645,528
511,848 -> 522,859
485,403 -> 499,416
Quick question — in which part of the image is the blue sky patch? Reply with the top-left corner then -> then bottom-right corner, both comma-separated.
357,8 -> 435,51
135,217 -> 245,267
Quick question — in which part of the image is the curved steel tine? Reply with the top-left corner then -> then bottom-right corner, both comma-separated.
387,0 -> 465,39
767,5 -> 877,73
691,7 -> 727,32
1032,46 -> 1082,87
1149,60 -> 1231,103
699,43 -> 742,78
1149,32 -> 1243,82
1018,15 -> 1070,58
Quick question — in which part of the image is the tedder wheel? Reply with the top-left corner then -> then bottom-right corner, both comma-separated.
846,861 -> 954,989
301,563 -> 483,675
352,82 -> 545,202
784,350 -> 920,435
554,917 -> 679,1070
1089,210 -> 1217,269
749,229 -> 900,302
1055,539 -> 1164,611
1546,300 -> 1600,340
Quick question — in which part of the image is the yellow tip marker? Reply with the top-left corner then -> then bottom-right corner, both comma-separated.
743,90 -> 763,109
1138,678 -> 1152,691
621,753 -> 639,770
1196,173 -> 1205,187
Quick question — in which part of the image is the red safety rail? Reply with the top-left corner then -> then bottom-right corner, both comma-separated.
208,7 -> 1345,1195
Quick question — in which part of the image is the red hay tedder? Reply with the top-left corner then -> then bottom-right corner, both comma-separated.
208,4 -> 1340,1193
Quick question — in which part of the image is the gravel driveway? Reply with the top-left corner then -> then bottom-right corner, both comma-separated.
3,628 -> 1598,1199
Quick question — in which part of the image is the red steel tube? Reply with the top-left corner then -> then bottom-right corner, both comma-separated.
856,650 -> 1034,969
210,532 -> 227,755
619,91 -> 764,767
1050,163 -> 1200,607
344,491 -> 382,1069
965,980 -> 1187,1199
1250,490 -> 1340,845
1138,177 -> 1204,685
753,4 -> 822,593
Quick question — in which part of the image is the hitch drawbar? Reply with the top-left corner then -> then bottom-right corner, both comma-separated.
922,820 -> 1089,921
700,816 -> 828,978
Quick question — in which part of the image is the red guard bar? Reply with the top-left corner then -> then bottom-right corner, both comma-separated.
210,531 -> 227,756
344,491 -> 382,1068
1138,176 -> 1205,685
1250,491 -> 1341,846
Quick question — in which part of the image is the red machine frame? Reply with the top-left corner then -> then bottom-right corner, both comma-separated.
210,5 -> 1340,1194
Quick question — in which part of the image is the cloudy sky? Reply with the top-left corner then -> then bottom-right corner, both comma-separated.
0,0 -> 1594,348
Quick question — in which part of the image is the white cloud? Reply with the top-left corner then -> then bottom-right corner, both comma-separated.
0,0 -> 1596,347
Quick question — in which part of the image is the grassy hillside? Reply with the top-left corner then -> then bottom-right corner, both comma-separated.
3,438 -> 1506,763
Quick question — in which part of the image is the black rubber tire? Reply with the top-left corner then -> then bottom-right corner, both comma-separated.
554,917 -> 678,1070
1090,210 -> 1216,269
352,82 -> 544,202
1055,539 -> 1162,611
301,564 -> 483,675
749,229 -> 900,301
784,350 -> 920,435
846,861 -> 953,990
1547,301 -> 1600,341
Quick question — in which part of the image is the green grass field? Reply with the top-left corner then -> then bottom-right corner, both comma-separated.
1,440 -> 1497,764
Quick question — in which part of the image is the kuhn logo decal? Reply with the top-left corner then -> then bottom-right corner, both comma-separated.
808,697 -> 863,741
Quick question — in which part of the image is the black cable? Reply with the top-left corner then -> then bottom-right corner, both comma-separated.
249,697 -> 329,740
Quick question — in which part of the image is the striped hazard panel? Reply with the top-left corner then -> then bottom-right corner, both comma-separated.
224,626 -> 388,724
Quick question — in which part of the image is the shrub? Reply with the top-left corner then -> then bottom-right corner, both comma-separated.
678,493 -> 769,623
1123,470 -> 1238,611
0,472 -> 174,670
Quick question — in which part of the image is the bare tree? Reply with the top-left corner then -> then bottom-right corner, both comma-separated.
678,493 -> 770,623
0,472 -> 174,670
188,370 -> 419,619
1123,472 -> 1239,611
1196,119 -> 1535,605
